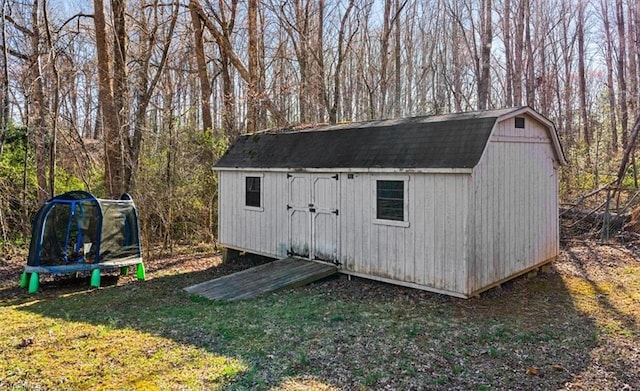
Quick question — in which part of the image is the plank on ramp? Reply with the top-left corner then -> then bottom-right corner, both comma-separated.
184,257 -> 337,301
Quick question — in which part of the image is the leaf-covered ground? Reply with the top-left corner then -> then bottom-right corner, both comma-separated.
0,242 -> 638,390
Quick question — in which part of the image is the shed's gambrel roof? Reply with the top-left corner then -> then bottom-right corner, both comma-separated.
215,106 -> 566,170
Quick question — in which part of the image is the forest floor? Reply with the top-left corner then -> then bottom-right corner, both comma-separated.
0,238 -> 638,390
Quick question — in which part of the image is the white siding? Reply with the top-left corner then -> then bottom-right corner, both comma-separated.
220,170 -> 471,296
468,115 -> 560,293
218,171 -> 289,258
338,173 -> 470,295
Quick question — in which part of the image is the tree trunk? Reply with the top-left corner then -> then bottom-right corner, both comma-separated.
328,0 -> 355,124
317,0 -> 326,122
524,0 -> 535,106
43,0 -> 58,196
30,0 -> 48,203
627,3 -> 638,118
189,2 -> 213,133
478,0 -> 492,110
502,0 -> 513,107
602,0 -> 618,150
221,54 -> 236,135
513,0 -> 525,106
112,0 -> 128,193
0,0 -> 9,158
379,0 -> 391,119
577,0 -> 590,145
617,0 -> 629,147
247,0 -> 259,132
94,0 -> 123,197
393,0 -> 401,117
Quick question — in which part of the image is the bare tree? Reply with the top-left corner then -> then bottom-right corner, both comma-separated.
217,0 -> 238,135
247,0 -> 259,132
524,0 -> 534,106
327,0 -> 356,124
191,0 -> 287,128
513,0 -> 525,106
616,0 -> 629,147
577,0 -> 589,144
189,2 -> 213,133
94,0 -> 123,197
501,0 -> 513,107
627,2 -> 638,118
602,0 -> 618,150
126,0 -> 179,191
478,0 -> 492,109
0,0 -> 9,158
29,1 -> 48,202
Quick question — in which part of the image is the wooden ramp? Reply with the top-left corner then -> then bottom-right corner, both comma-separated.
184,257 -> 337,301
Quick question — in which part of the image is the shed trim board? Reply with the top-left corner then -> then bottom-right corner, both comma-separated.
216,167 -> 474,174
215,107 -> 566,298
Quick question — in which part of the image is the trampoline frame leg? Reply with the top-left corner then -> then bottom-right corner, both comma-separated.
20,272 -> 29,289
90,269 -> 101,288
136,263 -> 145,280
28,272 -> 39,294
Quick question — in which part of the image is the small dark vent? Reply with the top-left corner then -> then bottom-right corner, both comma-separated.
515,117 -> 525,128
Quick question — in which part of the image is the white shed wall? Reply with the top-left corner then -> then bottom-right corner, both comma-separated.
468,115 -> 560,293
338,173 -> 470,295
218,170 -> 290,258
219,170 -> 471,296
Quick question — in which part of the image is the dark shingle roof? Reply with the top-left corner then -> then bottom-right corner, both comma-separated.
216,109 -> 516,169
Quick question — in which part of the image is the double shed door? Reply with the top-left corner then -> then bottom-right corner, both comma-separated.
287,173 -> 339,262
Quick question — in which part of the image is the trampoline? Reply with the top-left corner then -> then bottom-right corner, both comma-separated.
20,190 -> 145,293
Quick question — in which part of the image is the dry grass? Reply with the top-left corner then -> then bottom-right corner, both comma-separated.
0,242 -> 638,390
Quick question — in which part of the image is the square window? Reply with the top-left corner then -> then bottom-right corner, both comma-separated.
515,117 -> 525,128
376,180 -> 404,221
245,176 -> 261,208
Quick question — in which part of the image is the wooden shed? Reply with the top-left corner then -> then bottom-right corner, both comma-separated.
214,106 -> 567,298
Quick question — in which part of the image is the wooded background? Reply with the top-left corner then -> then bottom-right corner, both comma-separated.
0,0 -> 639,249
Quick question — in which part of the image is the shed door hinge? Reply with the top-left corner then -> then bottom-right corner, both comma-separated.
332,174 -> 339,180
286,204 -> 292,210
332,209 -> 339,216
287,173 -> 292,178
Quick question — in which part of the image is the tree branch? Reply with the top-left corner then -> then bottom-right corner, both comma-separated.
190,0 -> 289,127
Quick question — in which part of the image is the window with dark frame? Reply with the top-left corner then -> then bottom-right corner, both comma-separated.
245,176 -> 261,208
376,180 -> 404,221
515,117 -> 525,128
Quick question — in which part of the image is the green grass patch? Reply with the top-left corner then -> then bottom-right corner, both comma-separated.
1,244 -> 639,389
